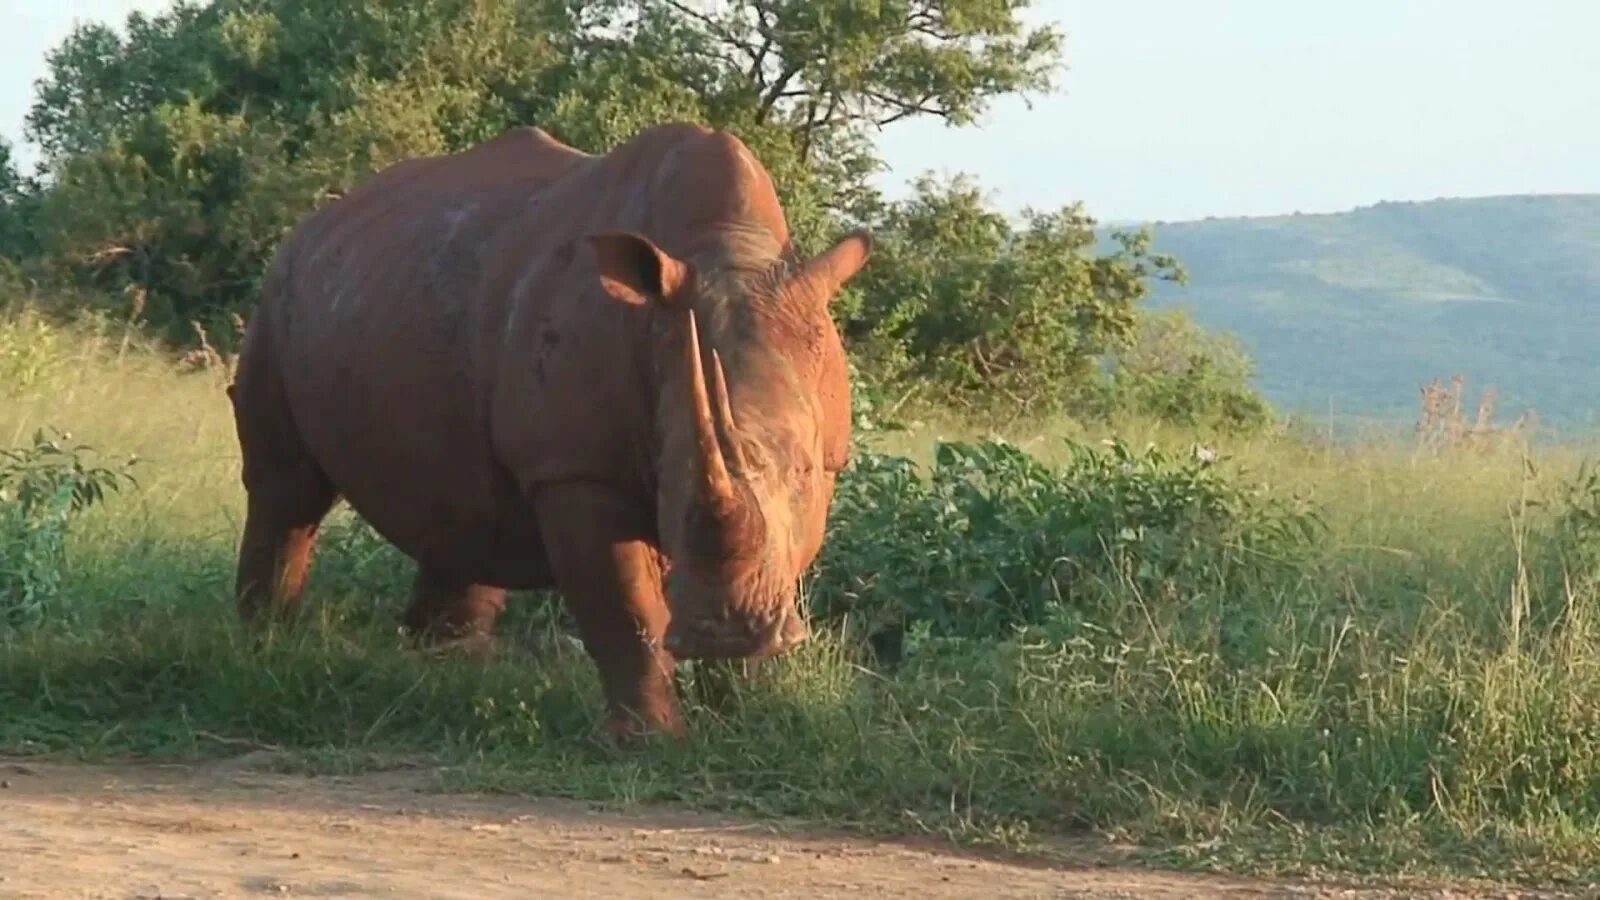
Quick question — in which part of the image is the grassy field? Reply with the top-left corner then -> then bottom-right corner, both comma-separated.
4,305 -> 1600,887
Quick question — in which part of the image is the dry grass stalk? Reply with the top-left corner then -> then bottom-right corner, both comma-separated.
177,315 -> 244,381
1415,374 -> 1535,454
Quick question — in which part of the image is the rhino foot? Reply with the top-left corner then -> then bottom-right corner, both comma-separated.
413,630 -> 500,662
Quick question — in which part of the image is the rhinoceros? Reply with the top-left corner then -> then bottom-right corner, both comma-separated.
226,123 -> 870,737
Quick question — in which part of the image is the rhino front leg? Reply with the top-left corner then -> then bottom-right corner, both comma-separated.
401,568 -> 507,658
532,483 -> 683,739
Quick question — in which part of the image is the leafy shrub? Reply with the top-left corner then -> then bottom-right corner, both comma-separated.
0,428 -> 136,627
808,438 -> 1322,658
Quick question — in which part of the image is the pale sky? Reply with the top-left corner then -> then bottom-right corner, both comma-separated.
3,0 -> 1597,222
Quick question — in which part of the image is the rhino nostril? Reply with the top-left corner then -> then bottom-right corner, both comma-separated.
776,611 -> 808,649
755,612 -> 784,641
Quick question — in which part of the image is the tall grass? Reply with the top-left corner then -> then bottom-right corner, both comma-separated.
4,306 -> 1600,885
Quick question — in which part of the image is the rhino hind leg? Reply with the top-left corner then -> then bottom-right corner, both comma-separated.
234,461 -> 337,628
531,483 -> 683,739
401,568 -> 507,657
229,323 -> 338,629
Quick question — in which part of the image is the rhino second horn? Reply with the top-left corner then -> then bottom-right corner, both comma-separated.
707,348 -> 748,473
684,308 -> 738,513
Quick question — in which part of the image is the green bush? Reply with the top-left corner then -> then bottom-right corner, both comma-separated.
0,428 -> 136,627
809,438 -> 1322,658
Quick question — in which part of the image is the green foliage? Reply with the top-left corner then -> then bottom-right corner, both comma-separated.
5,0 -> 1279,428
30,103 -> 309,334
809,437 -> 1320,654
16,0 -> 1063,342
0,139 -> 18,198
309,509 -> 414,602
845,174 -> 1187,413
0,138 -> 31,260
0,428 -> 136,627
1101,308 -> 1272,430
23,0 -> 580,339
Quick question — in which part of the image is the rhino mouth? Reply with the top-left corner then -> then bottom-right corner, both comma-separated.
663,605 -> 809,660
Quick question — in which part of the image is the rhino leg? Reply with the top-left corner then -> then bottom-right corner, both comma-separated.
532,483 -> 683,739
230,350 -> 338,628
234,462 -> 337,628
401,568 -> 507,657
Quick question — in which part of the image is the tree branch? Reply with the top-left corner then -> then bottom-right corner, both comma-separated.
661,0 -> 765,63
797,97 -> 819,164
756,62 -> 804,122
906,10 -> 958,41
862,89 -> 947,126
744,0 -> 777,83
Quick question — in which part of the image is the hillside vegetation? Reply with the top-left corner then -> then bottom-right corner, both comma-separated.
1147,194 -> 1600,429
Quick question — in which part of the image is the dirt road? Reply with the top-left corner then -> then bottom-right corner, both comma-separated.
0,757 -> 1569,899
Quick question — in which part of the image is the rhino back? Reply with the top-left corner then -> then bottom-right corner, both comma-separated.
265,128 -> 604,583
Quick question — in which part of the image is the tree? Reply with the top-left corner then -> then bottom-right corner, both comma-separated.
635,0 -> 1059,131
623,0 -> 1061,219
846,174 -> 1185,414
19,0 -> 1062,340
23,1 -> 582,337
0,139 -> 31,262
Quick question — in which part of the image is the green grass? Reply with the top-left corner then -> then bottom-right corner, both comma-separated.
5,307 -> 1600,888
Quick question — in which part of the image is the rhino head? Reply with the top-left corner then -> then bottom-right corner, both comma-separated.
587,228 -> 870,660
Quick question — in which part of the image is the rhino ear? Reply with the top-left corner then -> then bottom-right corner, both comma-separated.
796,230 -> 872,301
586,232 -> 694,307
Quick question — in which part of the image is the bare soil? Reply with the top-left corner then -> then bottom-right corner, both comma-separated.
0,756 -> 1570,899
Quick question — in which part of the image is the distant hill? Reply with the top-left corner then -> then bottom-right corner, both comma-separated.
1140,194 -> 1600,430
